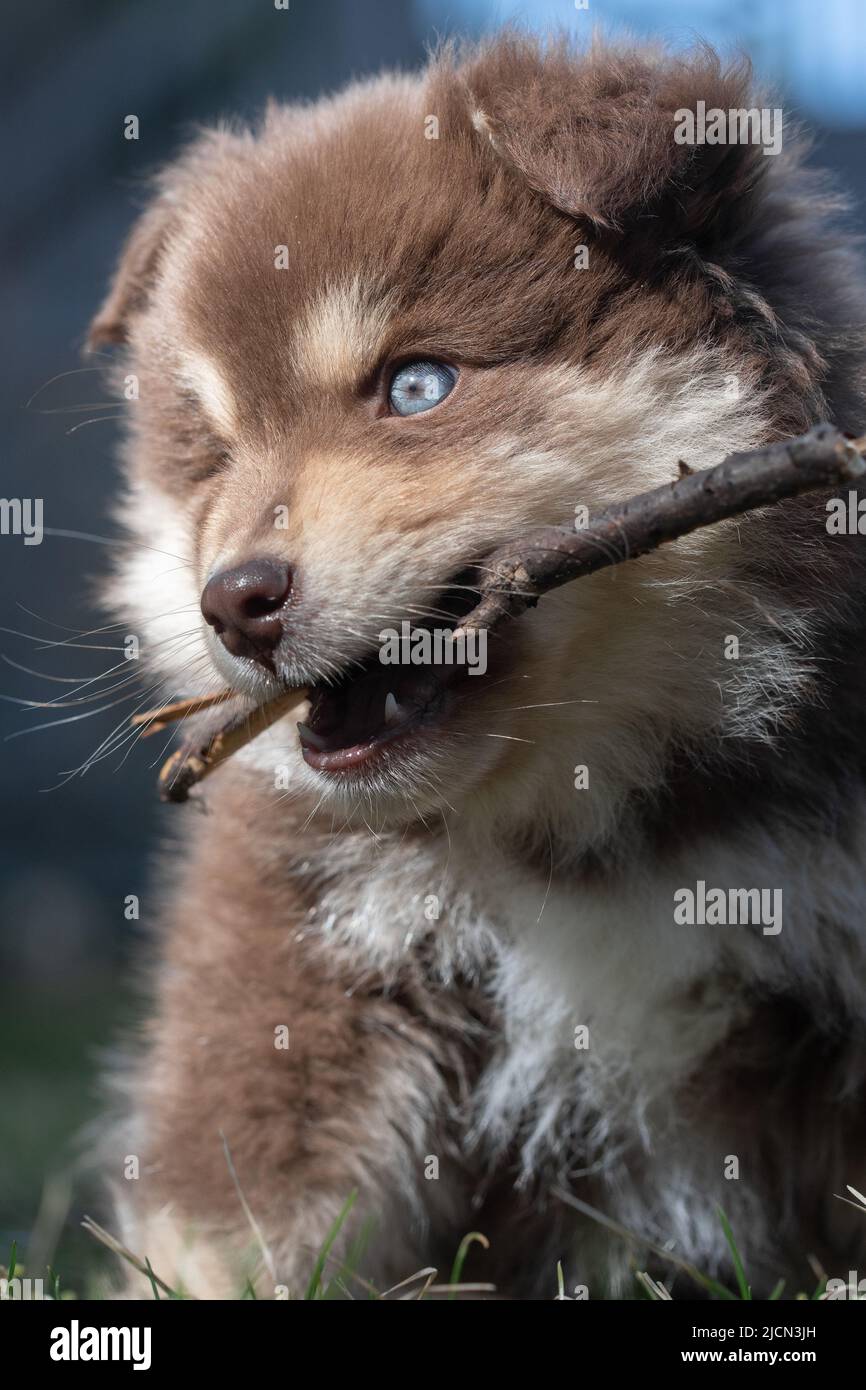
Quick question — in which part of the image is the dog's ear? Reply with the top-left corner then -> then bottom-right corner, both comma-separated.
88,128 -> 251,348
463,37 -> 767,242
87,197 -> 174,348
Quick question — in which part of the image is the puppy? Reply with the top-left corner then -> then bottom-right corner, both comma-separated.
91,33 -> 866,1298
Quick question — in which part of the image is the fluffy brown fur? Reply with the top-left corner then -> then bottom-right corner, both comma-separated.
91,33 -> 866,1299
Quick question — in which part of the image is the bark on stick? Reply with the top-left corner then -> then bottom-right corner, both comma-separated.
157,687 -> 307,803
453,424 -> 866,638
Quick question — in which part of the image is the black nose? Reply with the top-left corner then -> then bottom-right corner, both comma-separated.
201,558 -> 292,667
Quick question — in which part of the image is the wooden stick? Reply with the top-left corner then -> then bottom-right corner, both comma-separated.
158,687 -> 307,803
452,424 -> 866,638
146,423 -> 865,803
131,689 -> 236,736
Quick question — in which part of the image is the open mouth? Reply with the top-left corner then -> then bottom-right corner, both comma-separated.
297,569 -> 489,773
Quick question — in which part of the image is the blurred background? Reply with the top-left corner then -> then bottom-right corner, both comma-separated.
3,0 -> 866,1293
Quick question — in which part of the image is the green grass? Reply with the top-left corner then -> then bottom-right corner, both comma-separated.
2,1200 -> 844,1302
72,1210 -> 496,1300
6,989 -> 864,1303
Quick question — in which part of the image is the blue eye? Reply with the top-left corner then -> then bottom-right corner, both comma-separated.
388,360 -> 457,415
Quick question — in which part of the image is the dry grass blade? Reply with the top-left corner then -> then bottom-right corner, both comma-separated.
418,1282 -> 498,1298
379,1266 -> 438,1299
636,1270 -> 672,1300
552,1186 -> 736,1299
81,1215 -> 188,1299
220,1130 -> 277,1284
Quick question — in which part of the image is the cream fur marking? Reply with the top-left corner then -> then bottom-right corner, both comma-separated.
175,352 -> 237,436
292,277 -> 394,391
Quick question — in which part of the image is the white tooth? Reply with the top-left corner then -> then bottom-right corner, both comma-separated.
384,692 -> 402,725
297,721 -> 328,750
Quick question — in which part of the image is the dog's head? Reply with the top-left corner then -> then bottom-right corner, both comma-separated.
93,36 -> 829,836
